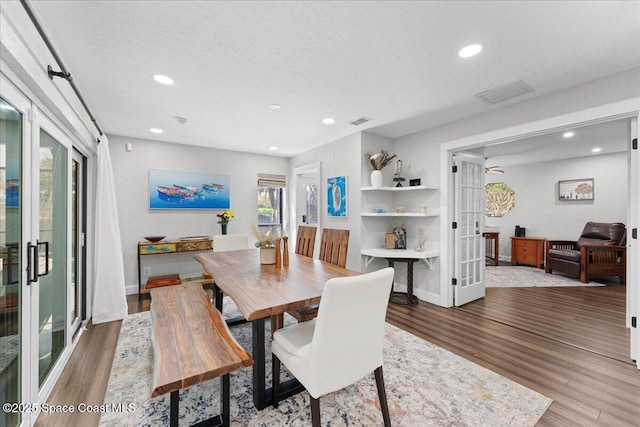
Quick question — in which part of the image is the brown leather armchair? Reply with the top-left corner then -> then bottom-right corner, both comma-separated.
545,222 -> 626,284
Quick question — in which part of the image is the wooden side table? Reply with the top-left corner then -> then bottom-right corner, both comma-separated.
484,232 -> 500,266
510,237 -> 545,269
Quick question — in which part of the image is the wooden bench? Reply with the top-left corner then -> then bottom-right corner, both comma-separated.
150,284 -> 253,427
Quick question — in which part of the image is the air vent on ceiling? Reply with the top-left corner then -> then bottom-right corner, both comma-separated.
349,116 -> 373,126
475,80 -> 534,105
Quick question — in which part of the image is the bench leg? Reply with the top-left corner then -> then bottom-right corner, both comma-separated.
214,284 -> 223,312
170,390 -> 179,427
221,374 -> 230,427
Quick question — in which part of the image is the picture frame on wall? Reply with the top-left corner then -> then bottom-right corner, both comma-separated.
327,175 -> 348,217
149,169 -> 231,209
558,178 -> 594,201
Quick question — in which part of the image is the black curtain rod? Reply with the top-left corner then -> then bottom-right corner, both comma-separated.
20,0 -> 104,140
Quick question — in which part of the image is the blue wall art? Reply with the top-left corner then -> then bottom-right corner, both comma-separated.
327,175 -> 348,217
149,169 -> 230,209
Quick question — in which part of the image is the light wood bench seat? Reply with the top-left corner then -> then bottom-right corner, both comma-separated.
150,284 -> 253,427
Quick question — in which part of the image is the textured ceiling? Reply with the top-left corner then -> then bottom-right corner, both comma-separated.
28,1 -> 640,157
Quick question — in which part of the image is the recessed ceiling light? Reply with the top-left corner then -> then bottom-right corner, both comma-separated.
458,44 -> 483,58
153,74 -> 174,85
150,128 -> 163,134
592,147 -> 601,153
269,104 -> 281,110
269,146 -> 278,151
563,131 -> 575,138
322,117 -> 335,125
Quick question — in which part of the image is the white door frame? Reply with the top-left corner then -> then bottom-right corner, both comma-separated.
291,162 -> 321,252
439,98 -> 639,366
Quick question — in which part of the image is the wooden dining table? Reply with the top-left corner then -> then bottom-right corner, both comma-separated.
194,249 -> 360,410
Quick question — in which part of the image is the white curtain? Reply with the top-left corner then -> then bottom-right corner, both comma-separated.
92,134 -> 128,324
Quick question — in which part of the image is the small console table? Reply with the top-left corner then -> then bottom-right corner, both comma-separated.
484,232 -> 500,266
361,248 -> 439,306
138,238 -> 213,296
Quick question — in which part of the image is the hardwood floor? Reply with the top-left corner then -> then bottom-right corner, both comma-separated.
35,286 -> 639,427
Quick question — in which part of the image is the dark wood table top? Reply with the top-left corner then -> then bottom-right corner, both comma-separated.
150,284 -> 253,397
194,249 -> 360,321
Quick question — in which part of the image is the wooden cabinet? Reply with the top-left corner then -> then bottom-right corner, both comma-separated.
511,237 -> 545,269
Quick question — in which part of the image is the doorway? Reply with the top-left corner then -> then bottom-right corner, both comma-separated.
292,162 -> 321,252
440,105 -> 639,368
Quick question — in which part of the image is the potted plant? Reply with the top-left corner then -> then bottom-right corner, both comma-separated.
251,224 -> 277,264
365,149 -> 396,188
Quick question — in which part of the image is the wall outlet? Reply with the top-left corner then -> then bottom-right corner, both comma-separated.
143,267 -> 151,275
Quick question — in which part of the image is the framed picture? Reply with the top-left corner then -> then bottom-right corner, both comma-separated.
558,178 -> 594,201
327,175 -> 348,217
149,169 -> 230,209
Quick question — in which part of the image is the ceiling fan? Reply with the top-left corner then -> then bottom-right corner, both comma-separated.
485,166 -> 505,174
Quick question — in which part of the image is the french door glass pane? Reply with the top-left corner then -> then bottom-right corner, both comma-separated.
38,129 -> 67,386
0,97 -> 22,427
305,183 -> 318,225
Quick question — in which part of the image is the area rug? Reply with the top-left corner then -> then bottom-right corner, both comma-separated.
100,310 -> 551,427
486,265 -> 603,288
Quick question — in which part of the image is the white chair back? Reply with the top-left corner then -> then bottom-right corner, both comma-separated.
213,234 -> 250,252
309,267 -> 394,396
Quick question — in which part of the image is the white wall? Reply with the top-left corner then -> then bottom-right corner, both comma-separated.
486,152 -> 628,260
289,132 -> 362,271
109,134 -> 288,293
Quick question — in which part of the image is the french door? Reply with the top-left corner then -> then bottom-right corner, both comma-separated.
1,73 -> 84,426
452,152 -> 486,306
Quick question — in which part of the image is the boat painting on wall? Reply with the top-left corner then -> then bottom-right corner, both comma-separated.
149,169 -> 230,209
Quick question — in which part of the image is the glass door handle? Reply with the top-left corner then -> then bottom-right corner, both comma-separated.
37,241 -> 50,277
26,241 -> 38,283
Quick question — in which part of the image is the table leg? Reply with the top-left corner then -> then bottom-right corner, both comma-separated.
407,261 -> 419,305
388,258 -> 419,305
252,317 -> 305,410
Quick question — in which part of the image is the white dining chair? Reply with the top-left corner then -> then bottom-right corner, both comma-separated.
213,234 -> 250,252
271,267 -> 394,427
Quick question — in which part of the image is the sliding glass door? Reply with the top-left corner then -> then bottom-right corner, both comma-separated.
36,127 -> 67,387
0,95 -> 24,427
1,73 -> 86,426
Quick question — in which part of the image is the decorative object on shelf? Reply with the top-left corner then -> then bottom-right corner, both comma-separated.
558,178 -> 594,200
393,223 -> 407,249
216,209 -> 234,234
385,233 -> 395,249
370,170 -> 383,188
393,160 -> 406,187
365,149 -> 396,188
415,228 -> 427,252
149,169 -> 230,210
485,182 -> 515,217
143,235 -> 166,243
395,206 -> 406,213
419,206 -> 427,214
410,178 -> 421,187
327,176 -> 348,217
